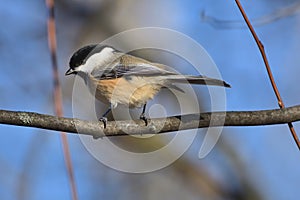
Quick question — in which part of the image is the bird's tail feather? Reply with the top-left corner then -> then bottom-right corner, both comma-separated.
167,75 -> 231,88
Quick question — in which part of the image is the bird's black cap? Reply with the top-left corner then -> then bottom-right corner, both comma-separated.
69,44 -> 97,69
69,44 -> 114,69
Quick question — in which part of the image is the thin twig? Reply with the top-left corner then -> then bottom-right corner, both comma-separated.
0,105 -> 300,138
234,0 -> 300,150
45,0 -> 78,199
201,2 -> 300,29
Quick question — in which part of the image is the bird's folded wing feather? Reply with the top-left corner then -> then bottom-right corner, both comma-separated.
90,54 -> 230,87
91,54 -> 177,80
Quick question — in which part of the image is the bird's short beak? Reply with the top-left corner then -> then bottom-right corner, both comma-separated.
65,68 -> 76,76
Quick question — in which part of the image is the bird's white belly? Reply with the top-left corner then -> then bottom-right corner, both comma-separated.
88,76 -> 162,108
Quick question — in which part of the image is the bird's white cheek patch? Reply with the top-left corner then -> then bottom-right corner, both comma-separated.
77,47 -> 114,74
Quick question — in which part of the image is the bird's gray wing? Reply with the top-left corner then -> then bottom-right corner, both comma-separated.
90,54 -> 230,87
92,63 -> 176,80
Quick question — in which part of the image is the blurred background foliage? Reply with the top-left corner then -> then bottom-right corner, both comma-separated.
0,0 -> 300,199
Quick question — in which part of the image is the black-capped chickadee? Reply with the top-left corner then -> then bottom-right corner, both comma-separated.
65,44 -> 230,128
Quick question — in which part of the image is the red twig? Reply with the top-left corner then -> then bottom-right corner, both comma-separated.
234,0 -> 300,150
46,0 -> 79,199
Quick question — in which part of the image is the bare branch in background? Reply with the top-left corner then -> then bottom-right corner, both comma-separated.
45,0 -> 78,198
0,105 -> 299,138
201,2 -> 300,29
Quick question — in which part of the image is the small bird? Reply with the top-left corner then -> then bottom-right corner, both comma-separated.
65,44 -> 230,128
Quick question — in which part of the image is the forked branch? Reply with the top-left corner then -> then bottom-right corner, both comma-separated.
234,0 -> 300,150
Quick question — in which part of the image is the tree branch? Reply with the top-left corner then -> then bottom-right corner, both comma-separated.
1,105 -> 300,138
234,0 -> 300,150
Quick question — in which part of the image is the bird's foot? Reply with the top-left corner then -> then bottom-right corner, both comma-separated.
139,114 -> 148,126
99,117 -> 107,129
